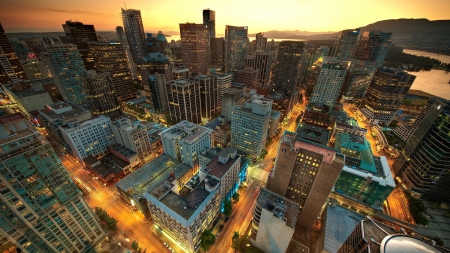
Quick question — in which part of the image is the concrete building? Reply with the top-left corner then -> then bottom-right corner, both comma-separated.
331,29 -> 360,60
116,25 -> 138,79
160,120 -> 213,167
210,37 -> 224,69
301,104 -> 331,129
331,117 -> 367,138
224,25 -> 249,76
221,88 -> 245,122
353,30 -> 393,67
88,41 -> 137,102
59,115 -> 114,160
359,68 -> 415,125
147,74 -> 169,112
237,67 -> 259,88
267,131 -> 345,229
80,70 -> 121,121
268,110 -> 281,139
30,78 -> 61,102
62,20 -> 98,70
205,116 -> 232,147
3,81 -> 53,115
194,75 -> 218,122
0,113 -> 105,253
203,9 -> 215,39
121,8 -> 147,64
83,150 -> 137,184
179,23 -> 210,74
173,67 -> 190,80
268,92 -> 290,119
295,123 -> 330,146
22,57 -> 50,80
231,97 -> 272,157
246,50 -> 274,86
110,117 -> 155,165
210,72 -> 232,108
42,45 -> 86,103
0,23 -> 28,84
166,79 -> 202,124
309,57 -> 349,110
38,101 -> 92,144
250,188 -> 299,253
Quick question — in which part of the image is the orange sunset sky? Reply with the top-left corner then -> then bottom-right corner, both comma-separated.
1,0 -> 449,35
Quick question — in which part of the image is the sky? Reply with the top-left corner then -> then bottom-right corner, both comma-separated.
1,0 -> 449,35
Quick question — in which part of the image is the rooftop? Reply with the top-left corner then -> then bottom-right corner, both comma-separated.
296,123 -> 330,145
160,121 -> 212,144
116,154 -> 191,200
270,110 -> 281,120
206,147 -> 240,179
256,188 -> 299,229
84,154 -> 126,181
38,102 -> 90,121
4,85 -> 48,98
110,144 -> 137,158
60,115 -> 109,131
142,53 -> 169,63
200,147 -> 223,161
294,139 -> 337,164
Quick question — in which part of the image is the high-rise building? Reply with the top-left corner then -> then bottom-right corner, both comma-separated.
147,74 -> 169,112
237,67 -> 259,88
353,30 -> 392,67
121,8 -> 147,64
62,21 -> 98,70
267,131 -> 344,229
211,72 -> 232,108
166,79 -> 202,124
0,23 -> 28,84
0,113 -> 105,252
393,99 -> 450,202
88,41 -> 137,102
331,29 -> 360,60
309,57 -> 349,110
224,25 -> 249,76
340,60 -> 377,100
202,9 -> 215,39
359,67 -> 415,125
22,57 -> 50,80
211,37 -> 225,69
116,26 -> 138,79
194,75 -> 218,121
249,50 -> 274,85
231,97 -> 272,157
255,32 -> 267,51
80,70 -> 121,121
42,45 -> 86,103
179,23 -> 210,74
140,52 -> 172,102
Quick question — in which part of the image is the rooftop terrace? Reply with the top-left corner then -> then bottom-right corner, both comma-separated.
256,188 -> 299,229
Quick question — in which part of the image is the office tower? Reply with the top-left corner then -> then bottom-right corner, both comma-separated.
3,81 -> 53,116
255,32 -> 267,51
121,8 -> 147,64
333,132 -> 395,207
80,70 -> 121,121
267,93 -> 289,119
331,29 -> 360,60
38,102 -> 92,144
88,41 -> 137,102
271,41 -> 304,109
140,52 -> 172,101
166,79 -> 202,124
309,57 -> 349,110
231,97 -> 272,157
353,30 -> 392,67
60,115 -> 114,160
211,37 -> 225,68
224,25 -> 249,76
62,21 -> 98,70
22,57 -> 50,80
42,45 -> 86,103
0,23 -> 27,84
340,60 -> 377,100
393,99 -> 450,202
179,23 -> 210,74
236,67 -> 259,88
147,74 -> 169,112
194,75 -> 218,121
111,117 -> 156,164
267,132 -> 344,229
359,67 -> 415,125
338,217 -> 446,253
160,120 -> 213,167
211,72 -> 232,108
173,66 -> 190,80
252,50 -> 274,85
202,9 -> 215,39
221,88 -> 245,121
116,26 -> 138,79
250,188 -> 299,253
0,113 -> 105,252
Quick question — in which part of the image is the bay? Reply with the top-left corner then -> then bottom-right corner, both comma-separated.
409,69 -> 450,100
403,49 -> 450,64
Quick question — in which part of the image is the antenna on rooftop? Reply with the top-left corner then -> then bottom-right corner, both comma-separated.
124,2 -> 127,10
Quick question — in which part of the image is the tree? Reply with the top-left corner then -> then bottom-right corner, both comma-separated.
232,232 -> 240,249
131,240 -> 141,253
232,193 -> 240,203
434,237 -> 444,247
94,207 -> 118,231
200,230 -> 215,251
223,199 -> 232,216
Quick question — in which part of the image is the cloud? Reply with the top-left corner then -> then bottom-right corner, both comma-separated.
4,3 -> 118,18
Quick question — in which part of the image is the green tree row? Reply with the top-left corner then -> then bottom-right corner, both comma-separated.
94,207 -> 118,231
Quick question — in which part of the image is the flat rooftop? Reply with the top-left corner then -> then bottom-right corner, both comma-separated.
110,144 -> 136,158
116,154 -> 191,199
200,147 -> 223,160
294,140 -> 337,164
256,188 -> 299,229
84,154 -> 125,180
296,123 -> 330,145
206,148 -> 240,179
38,102 -> 89,121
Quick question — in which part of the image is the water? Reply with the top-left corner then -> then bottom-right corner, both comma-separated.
403,49 -> 450,64
409,69 -> 450,99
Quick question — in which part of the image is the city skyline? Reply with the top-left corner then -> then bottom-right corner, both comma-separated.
1,0 -> 450,34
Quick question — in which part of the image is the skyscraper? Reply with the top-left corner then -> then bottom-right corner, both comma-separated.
211,72 -> 232,108
255,32 -> 267,51
353,30 -> 392,67
42,45 -> 86,103
0,113 -> 106,252
331,29 -> 360,60
225,25 -> 249,76
202,9 -> 215,39
116,26 -> 138,79
231,97 -> 272,157
88,41 -> 137,102
309,57 -> 349,110
245,50 -> 274,86
179,23 -> 210,74
62,21 -> 98,70
195,75 -> 218,121
211,37 -> 225,69
80,70 -> 121,121
121,8 -> 147,64
0,23 -> 28,84
166,79 -> 202,124
266,131 -> 344,229
237,67 -> 259,88
22,57 -> 50,80
359,67 -> 415,125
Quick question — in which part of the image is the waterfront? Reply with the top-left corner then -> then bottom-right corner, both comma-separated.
403,49 -> 450,64
409,69 -> 450,100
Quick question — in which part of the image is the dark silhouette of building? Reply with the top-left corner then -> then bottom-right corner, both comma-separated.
0,23 -> 28,84
203,9 -> 215,39
62,21 -> 98,70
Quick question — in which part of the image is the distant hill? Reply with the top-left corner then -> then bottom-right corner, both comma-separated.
357,19 -> 450,35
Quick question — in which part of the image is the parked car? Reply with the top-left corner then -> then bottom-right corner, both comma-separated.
163,242 -> 169,248
224,217 -> 229,222
169,247 -> 175,252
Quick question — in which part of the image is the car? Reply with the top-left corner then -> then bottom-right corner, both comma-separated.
224,217 -> 229,222
163,242 -> 169,248
168,247 -> 175,252
219,225 -> 224,232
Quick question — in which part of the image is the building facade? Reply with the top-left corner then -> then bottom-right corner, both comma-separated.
211,72 -> 232,108
202,9 -> 215,39
224,26 -> 249,76
0,23 -> 28,84
330,29 -> 360,61
179,23 -> 210,74
22,58 -> 50,80
62,21 -> 98,70
166,79 -> 202,124
237,67 -> 259,88
195,75 -> 218,122
353,30 -> 392,67
121,8 -> 147,64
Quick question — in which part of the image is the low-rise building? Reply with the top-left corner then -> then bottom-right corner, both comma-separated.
295,123 -> 330,146
3,81 -> 53,116
331,117 -> 367,138
83,153 -> 131,185
301,103 -> 330,129
205,116 -> 231,147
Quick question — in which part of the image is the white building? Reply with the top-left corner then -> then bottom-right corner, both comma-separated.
211,72 -> 232,108
159,120 -> 213,167
60,115 -> 114,160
